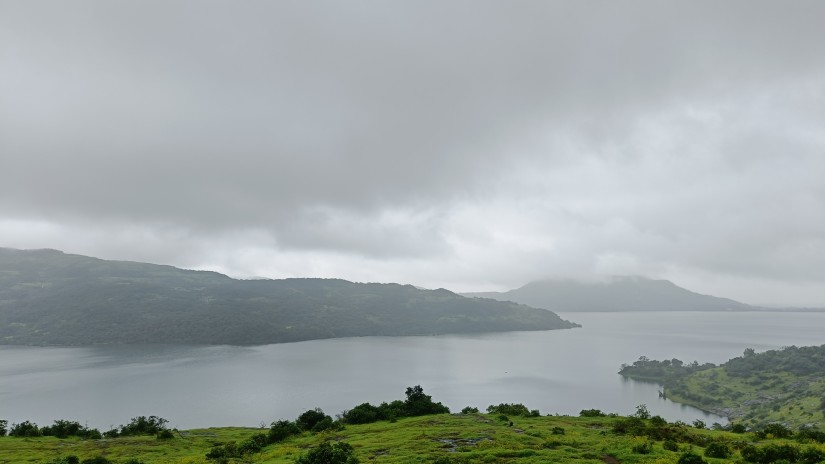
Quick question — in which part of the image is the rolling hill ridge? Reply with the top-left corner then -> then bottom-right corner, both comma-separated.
0,248 -> 578,346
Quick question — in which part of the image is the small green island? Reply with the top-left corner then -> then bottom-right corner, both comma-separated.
3,384 -> 825,464
619,345 -> 825,430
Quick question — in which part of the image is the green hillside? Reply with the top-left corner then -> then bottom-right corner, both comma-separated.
3,407 -> 825,464
620,345 -> 825,429
0,248 -> 577,346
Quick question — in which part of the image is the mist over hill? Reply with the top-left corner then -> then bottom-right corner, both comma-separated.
462,276 -> 756,312
0,248 -> 578,346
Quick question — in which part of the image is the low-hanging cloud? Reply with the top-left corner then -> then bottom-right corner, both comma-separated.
2,0 -> 824,305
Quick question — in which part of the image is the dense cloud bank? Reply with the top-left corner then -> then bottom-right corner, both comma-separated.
2,1 -> 824,305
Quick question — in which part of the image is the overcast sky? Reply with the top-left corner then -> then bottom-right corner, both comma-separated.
2,1 -> 824,306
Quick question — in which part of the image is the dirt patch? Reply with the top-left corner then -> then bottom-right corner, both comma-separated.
435,437 -> 491,452
602,454 -> 620,464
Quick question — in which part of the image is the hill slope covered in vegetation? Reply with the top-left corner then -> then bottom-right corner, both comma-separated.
3,395 -> 825,464
0,248 -> 577,346
620,345 -> 825,429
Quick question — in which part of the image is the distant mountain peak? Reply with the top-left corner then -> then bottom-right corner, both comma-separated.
465,275 -> 754,312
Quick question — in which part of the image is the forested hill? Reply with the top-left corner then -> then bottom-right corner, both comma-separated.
620,345 -> 825,429
0,248 -> 578,346
463,276 -> 755,312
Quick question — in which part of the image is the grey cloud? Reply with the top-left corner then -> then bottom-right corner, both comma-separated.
2,0 -> 825,303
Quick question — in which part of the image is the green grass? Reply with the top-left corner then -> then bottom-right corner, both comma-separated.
4,413 -> 824,464
665,367 -> 825,429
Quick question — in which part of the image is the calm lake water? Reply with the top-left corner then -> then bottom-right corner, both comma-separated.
1,311 -> 824,430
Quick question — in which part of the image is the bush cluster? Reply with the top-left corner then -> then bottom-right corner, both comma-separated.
704,442 -> 730,458
341,385 -> 449,425
296,441 -> 359,464
104,416 -> 171,439
46,458 -> 144,464
579,409 -> 607,417
741,443 -> 825,464
486,403 -> 540,417
612,415 -> 704,445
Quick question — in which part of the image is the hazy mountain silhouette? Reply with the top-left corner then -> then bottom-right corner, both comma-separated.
0,248 -> 578,345
463,276 -> 756,312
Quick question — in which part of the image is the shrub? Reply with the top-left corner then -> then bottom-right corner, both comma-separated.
579,409 -> 606,417
756,423 -> 793,439
119,416 -> 169,436
796,427 -> 825,443
297,408 -> 330,431
486,403 -> 531,417
741,445 -> 763,463
156,429 -> 175,439
404,385 -> 450,416
268,420 -> 301,442
206,442 -> 238,461
46,457 -> 79,464
238,433 -> 269,454
0,419 -> 6,436
9,420 -> 41,437
295,441 -> 359,464
692,419 -> 706,429
677,452 -> 706,464
634,404 -> 651,419
343,387 -> 449,425
79,428 -> 102,440
40,420 -> 101,440
761,444 -> 800,463
551,427 -> 565,435
632,441 -> 653,454
730,423 -> 747,433
461,406 -> 479,414
311,416 -> 341,433
612,417 -> 646,436
42,420 -> 81,438
80,458 -> 111,464
342,403 -> 382,425
799,446 -> 825,464
704,442 -> 730,458
663,440 -> 679,451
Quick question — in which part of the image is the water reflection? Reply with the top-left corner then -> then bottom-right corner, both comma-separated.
1,311 -> 823,429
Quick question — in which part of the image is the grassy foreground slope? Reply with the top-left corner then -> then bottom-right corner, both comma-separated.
0,248 -> 577,345
620,345 -> 825,429
6,412 -> 825,464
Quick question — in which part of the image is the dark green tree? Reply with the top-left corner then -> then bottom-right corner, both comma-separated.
296,408 -> 330,431
403,385 -> 449,416
9,420 -> 41,437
